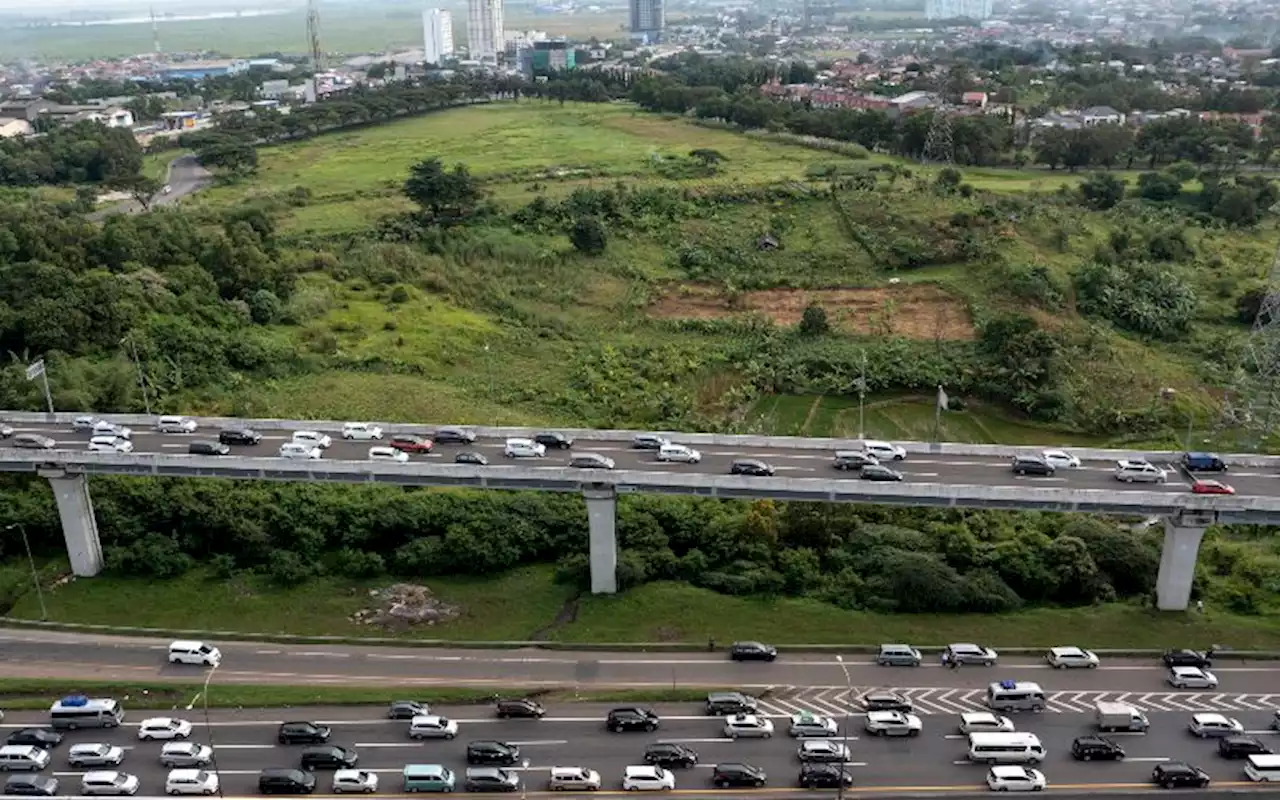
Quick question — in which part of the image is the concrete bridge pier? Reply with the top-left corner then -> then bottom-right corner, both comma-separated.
583,484 -> 618,595
39,469 -> 103,577
1156,512 -> 1213,611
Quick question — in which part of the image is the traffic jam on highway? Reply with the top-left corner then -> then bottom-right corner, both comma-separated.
3,641 -> 1280,796
0,415 -> 1253,494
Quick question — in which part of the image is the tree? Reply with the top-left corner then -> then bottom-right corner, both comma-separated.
1137,171 -> 1182,201
1078,172 -> 1126,210
798,303 -> 830,336
113,175 -> 162,211
195,138 -> 258,176
403,157 -> 481,224
569,215 -> 607,255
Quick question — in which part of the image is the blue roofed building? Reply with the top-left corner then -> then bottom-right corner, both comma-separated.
159,59 -> 250,81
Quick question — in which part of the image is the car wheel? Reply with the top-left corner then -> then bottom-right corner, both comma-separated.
626,787 -> 638,792
445,734 -> 455,740
984,660 -> 994,666
1055,663 -> 1066,669
364,789 -> 375,795
645,724 -> 656,732
168,792 -> 180,796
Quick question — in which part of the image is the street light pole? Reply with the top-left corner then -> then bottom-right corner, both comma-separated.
519,758 -> 529,800
6,524 -> 46,620
856,350 -> 868,439
835,655 -> 854,800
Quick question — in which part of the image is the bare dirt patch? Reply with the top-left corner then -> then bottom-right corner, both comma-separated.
350,584 -> 462,630
650,283 -> 975,340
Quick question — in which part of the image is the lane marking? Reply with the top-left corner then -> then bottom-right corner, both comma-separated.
506,740 -> 570,746
352,742 -> 423,747
1125,757 -> 1171,762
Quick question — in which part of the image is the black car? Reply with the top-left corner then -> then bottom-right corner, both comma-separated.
729,641 -> 777,662
606,707 -> 660,732
1219,736 -> 1271,759
466,741 -> 520,766
432,426 -> 477,445
277,722 -> 332,745
570,453 -> 615,470
11,434 -> 54,450
299,745 -> 359,770
798,764 -> 854,790
2,776 -> 57,797
860,691 -> 912,712
705,692 -> 759,716
730,459 -> 774,477
188,440 -> 230,456
833,452 -> 878,471
644,743 -> 698,768
455,452 -> 488,466
1152,762 -> 1210,789
258,769 -> 317,795
219,427 -> 261,446
1011,455 -> 1055,476
534,433 -> 574,450
1072,736 -> 1126,761
861,465 -> 904,482
6,729 -> 61,748
711,763 -> 766,789
388,701 -> 430,720
496,698 -> 545,719
1163,649 -> 1212,668
464,768 -> 519,793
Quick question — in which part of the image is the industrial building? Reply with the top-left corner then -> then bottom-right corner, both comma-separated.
158,59 -> 251,81
925,0 -> 993,20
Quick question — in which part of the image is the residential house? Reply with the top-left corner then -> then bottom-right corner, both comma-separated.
961,91 -> 988,108
1079,105 -> 1124,125
0,117 -> 32,138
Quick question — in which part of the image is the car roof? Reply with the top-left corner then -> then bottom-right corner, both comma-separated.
990,765 -> 1031,777
624,766 -> 659,775
962,712 -> 998,720
1173,666 -> 1206,674
1194,713 -> 1230,722
867,710 -> 905,720
1052,646 -> 1086,655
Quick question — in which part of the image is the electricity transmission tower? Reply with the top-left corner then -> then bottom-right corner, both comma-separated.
306,0 -> 325,74
921,109 -> 954,165
1232,231 -> 1280,444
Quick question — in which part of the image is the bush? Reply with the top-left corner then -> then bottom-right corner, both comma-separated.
1075,261 -> 1197,338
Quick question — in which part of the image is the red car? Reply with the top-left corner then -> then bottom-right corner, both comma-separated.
388,435 -> 433,454
1191,480 -> 1235,495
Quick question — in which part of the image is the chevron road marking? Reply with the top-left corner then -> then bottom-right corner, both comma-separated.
765,687 -> 1280,716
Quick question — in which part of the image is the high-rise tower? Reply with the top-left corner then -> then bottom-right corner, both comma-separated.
467,0 -> 503,61
629,0 -> 664,42
422,9 -> 454,65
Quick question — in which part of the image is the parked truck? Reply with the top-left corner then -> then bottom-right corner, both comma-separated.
1095,701 -> 1150,732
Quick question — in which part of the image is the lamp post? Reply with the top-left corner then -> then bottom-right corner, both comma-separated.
834,655 -> 854,800
6,524 -> 46,620
854,350 -> 868,439
201,662 -> 224,799
519,758 -> 529,800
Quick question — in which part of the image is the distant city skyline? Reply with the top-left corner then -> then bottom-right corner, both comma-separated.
466,0 -> 502,60
422,7 -> 453,64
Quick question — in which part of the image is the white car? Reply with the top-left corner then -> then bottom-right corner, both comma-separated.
408,715 -> 458,740
159,743 -> 213,768
1169,666 -> 1218,689
1046,646 -> 1099,669
164,769 -> 218,796
986,766 -> 1046,792
788,712 -> 839,738
68,744 -> 125,768
279,442 -> 323,459
503,438 -> 546,458
292,430 -> 332,449
621,766 -> 674,791
342,422 -> 383,441
1188,713 -> 1243,738
81,771 -> 139,796
1114,459 -> 1167,483
333,769 -> 379,793
960,713 -> 1015,734
862,440 -> 906,461
1042,449 -> 1080,468
368,446 -> 409,463
156,416 -> 198,434
93,420 -> 132,439
137,718 -> 192,741
864,710 -> 923,737
797,740 -> 850,763
723,714 -> 774,739
89,435 -> 133,453
72,415 -> 99,431
656,444 -> 701,464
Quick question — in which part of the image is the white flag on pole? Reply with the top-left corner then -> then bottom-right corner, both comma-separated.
25,360 -> 44,381
936,385 -> 949,411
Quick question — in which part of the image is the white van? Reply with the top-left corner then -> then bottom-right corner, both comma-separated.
1246,755 -> 1280,782
279,442 -> 322,460
168,641 -> 221,667
986,681 -> 1046,712
503,438 -> 546,458
0,745 -> 51,771
968,732 -> 1046,764
861,440 -> 906,461
368,446 -> 409,463
291,430 -> 332,449
165,769 -> 219,796
342,422 -> 383,441
656,444 -> 701,463
156,416 -> 198,434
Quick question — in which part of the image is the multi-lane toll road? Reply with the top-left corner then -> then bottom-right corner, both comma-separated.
0,704 -> 1276,797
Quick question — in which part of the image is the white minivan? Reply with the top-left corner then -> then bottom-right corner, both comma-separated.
656,444 -> 701,464
1246,755 -> 1280,782
168,640 -> 221,667
342,422 -> 383,441
503,438 -> 546,458
968,732 -> 1046,764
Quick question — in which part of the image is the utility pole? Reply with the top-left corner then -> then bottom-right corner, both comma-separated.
855,350 -> 868,439
6,524 -> 46,620
121,335 -> 153,416
835,656 -> 853,800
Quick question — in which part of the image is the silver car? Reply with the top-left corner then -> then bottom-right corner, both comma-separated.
945,643 -> 998,666
68,744 -> 125,768
159,743 -> 213,768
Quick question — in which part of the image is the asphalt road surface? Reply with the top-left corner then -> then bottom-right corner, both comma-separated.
93,155 -> 212,218
4,421 -> 1274,497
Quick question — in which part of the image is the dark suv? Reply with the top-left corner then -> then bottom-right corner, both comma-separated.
466,741 -> 520,766
1072,736 -> 1125,761
299,745 -> 358,770
833,452 -> 878,471
730,459 -> 774,477
1151,762 -> 1209,789
711,763 -> 766,789
1163,649 -> 1212,668
6,729 -> 61,748
219,427 -> 261,446
606,707 -> 660,732
496,698 -> 545,719
643,743 -> 697,768
860,691 -> 912,712
1219,736 -> 1271,759
729,641 -> 777,662
277,722 -> 331,745
534,433 -> 573,450
1182,452 -> 1227,472
1011,455 -> 1055,476
388,701 -> 430,720
259,769 -> 316,795
706,692 -> 759,716
798,764 -> 854,789
188,440 -> 230,456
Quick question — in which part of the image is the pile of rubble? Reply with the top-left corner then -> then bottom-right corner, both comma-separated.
350,584 -> 461,628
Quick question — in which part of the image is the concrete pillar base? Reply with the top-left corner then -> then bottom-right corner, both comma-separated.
583,485 -> 617,595
45,473 -> 103,577
1156,517 -> 1207,611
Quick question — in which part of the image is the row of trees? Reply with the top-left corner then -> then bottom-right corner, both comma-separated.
0,122 -> 143,187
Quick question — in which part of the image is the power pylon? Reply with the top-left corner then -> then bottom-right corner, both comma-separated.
306,0 -> 325,73
1233,225 -> 1280,445
921,107 -> 954,164
150,7 -> 161,54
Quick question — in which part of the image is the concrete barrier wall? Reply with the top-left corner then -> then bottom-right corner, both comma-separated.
6,410 -> 1280,468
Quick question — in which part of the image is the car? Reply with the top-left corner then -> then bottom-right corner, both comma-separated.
1115,459 -> 1167,483
68,744 -> 125,767
1188,713 -> 1243,738
279,442 -> 323,459
1163,649 -> 1212,668
159,743 -> 213,768
495,698 -> 545,719
6,729 -> 61,748
711,763 -> 766,789
503,438 -> 546,458
621,766 -> 674,791
861,440 -> 906,461
570,453 -> 615,469
332,769 -> 378,794
187,441 -> 230,456
797,741 -> 850,764
408,715 -> 458,740
797,764 -> 854,790
277,722 -> 332,745
11,434 -> 55,449
706,692 -> 759,716
864,710 -> 922,737
1071,736 -> 1125,761
388,701 -> 430,720
729,641 -> 777,662
465,741 -> 520,766
164,769 -> 219,796
723,714 -> 774,739
1273,710 -> 1280,732
546,767 -> 601,791
986,765 -> 1046,792
89,435 -> 133,453
1191,479 -> 1235,495
832,451 -> 878,470
165,637 -> 222,669
1218,736 -> 1272,759
960,713 -> 1015,734
945,643 -> 999,666
729,459 -> 774,476
1182,452 -> 1228,472
1046,646 -> 1100,669
258,768 -> 316,795
788,712 -> 839,738
388,435 -> 433,454
876,644 -> 922,666
631,434 -> 669,450
1169,666 -> 1218,689
0,423 -> 11,438
606,707 -> 660,733
1011,455 -> 1054,476
464,767 -> 519,792
1041,449 -> 1080,468
367,446 -> 409,463
80,771 -> 140,796
72,416 -> 98,432
861,690 -> 912,712
342,423 -> 383,441
292,431 -> 332,449
432,426 -> 477,444
137,718 -> 192,741
300,745 -> 359,770
218,427 -> 261,446
3,775 -> 57,796
656,444 -> 701,463
860,464 -> 904,481
92,420 -> 131,439
1151,762 -> 1210,789
157,416 -> 198,434
534,433 -> 574,450
455,451 -> 488,465
643,743 -> 698,768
